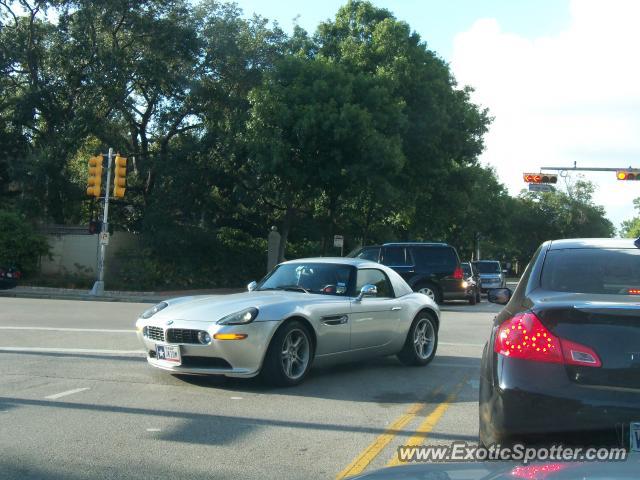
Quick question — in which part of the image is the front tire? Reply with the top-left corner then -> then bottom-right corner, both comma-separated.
397,312 -> 438,366
468,294 -> 477,305
261,320 -> 314,387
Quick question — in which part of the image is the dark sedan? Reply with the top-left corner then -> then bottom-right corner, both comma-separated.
480,238 -> 640,449
0,266 -> 21,290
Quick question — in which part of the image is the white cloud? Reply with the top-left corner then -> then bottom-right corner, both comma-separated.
451,0 -> 640,230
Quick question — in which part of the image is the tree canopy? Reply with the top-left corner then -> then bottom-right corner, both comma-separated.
0,0 -> 614,287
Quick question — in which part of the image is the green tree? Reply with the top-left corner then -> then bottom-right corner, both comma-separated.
620,198 -> 640,238
315,1 -> 491,241
0,210 -> 49,274
247,54 -> 406,259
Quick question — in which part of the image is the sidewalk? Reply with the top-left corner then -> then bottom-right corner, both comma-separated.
0,285 -> 243,303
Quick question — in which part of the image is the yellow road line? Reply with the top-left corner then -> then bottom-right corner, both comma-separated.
386,379 -> 467,467
335,386 -> 443,480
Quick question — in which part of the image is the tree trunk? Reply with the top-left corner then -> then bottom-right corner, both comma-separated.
278,207 -> 295,262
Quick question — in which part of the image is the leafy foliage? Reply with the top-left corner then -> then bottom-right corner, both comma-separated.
0,0 -> 615,288
0,210 -> 49,273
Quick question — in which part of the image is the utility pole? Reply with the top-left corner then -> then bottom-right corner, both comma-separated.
475,232 -> 481,261
90,148 -> 113,296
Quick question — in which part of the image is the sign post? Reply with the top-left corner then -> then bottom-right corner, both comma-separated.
333,235 -> 344,256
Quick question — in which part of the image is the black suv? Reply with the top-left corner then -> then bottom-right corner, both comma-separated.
350,242 -> 469,303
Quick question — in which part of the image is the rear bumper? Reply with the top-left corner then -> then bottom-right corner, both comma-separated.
442,282 -> 476,301
483,355 -> 640,441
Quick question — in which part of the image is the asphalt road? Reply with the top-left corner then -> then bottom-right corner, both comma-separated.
0,296 -> 501,480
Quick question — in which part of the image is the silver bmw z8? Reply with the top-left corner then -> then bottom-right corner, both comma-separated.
135,258 -> 440,386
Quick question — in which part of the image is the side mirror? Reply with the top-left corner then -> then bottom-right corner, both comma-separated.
356,284 -> 377,301
247,281 -> 257,292
488,288 -> 512,305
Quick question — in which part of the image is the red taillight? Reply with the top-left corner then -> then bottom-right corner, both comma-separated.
494,312 -> 601,367
452,266 -> 464,279
629,288 -> 640,295
510,463 -> 569,479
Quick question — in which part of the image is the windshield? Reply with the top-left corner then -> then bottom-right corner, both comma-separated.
258,263 -> 354,295
542,248 -> 640,295
474,261 -> 501,274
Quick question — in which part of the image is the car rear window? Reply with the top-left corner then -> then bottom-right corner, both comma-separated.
411,246 -> 457,269
474,261 -> 501,274
353,247 -> 380,262
541,248 -> 640,295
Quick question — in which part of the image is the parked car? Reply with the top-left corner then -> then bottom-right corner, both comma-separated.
349,242 -> 467,304
136,258 -> 440,386
472,260 -> 506,291
480,238 -> 640,448
0,266 -> 21,290
461,261 -> 481,304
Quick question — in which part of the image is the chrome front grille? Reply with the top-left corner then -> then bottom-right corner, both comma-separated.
144,326 -> 165,342
166,328 -> 201,344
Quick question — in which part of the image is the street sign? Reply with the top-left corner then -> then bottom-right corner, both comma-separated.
99,232 -> 110,246
528,183 -> 555,192
333,235 -> 344,248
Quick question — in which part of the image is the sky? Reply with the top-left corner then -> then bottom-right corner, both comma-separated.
233,0 -> 640,230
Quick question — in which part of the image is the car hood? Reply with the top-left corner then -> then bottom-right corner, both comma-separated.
147,291 -> 342,323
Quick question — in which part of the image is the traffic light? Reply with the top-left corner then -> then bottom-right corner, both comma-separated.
86,155 -> 103,198
523,173 -> 558,184
616,170 -> 640,181
113,153 -> 127,198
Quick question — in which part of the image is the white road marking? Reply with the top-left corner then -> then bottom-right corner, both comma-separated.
45,387 -> 90,400
0,347 -> 145,356
0,326 -> 135,333
440,342 -> 484,347
146,428 -> 161,432
230,396 -> 243,400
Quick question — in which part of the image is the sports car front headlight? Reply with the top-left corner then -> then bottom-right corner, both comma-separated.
217,307 -> 259,325
141,302 -> 168,319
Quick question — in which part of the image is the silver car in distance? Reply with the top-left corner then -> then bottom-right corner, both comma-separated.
135,258 -> 440,386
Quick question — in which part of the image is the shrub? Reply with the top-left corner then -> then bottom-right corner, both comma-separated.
0,210 -> 50,275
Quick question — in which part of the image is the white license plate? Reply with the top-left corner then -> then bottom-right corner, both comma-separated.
630,422 -> 640,452
156,344 -> 181,364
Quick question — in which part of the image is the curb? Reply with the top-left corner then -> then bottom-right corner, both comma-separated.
0,290 -> 162,303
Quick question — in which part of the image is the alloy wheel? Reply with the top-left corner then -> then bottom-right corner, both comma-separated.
413,318 -> 435,359
280,328 -> 310,380
418,286 -> 436,301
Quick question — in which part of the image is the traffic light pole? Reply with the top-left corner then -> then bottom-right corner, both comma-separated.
90,148 -> 113,296
541,165 -> 637,172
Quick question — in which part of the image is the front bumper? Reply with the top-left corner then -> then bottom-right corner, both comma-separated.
136,318 -> 281,378
484,355 -> 640,441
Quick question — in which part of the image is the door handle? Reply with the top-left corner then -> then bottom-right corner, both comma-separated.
322,315 -> 348,326
391,306 -> 402,311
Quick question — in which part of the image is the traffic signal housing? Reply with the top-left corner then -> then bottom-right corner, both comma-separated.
616,170 -> 640,181
523,173 -> 558,184
113,154 -> 127,198
87,155 -> 103,198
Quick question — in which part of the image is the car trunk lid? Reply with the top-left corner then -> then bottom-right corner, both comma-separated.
536,301 -> 640,390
